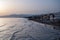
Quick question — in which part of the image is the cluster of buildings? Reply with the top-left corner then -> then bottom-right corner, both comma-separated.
28,13 -> 55,22
28,12 -> 60,26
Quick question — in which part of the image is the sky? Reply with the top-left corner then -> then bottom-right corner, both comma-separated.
0,0 -> 60,16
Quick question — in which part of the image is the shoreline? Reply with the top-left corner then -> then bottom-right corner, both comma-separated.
29,19 -> 60,26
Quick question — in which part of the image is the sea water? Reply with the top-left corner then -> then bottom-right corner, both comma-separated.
0,18 -> 60,40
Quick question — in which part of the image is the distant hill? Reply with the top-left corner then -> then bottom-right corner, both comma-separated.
0,14 -> 35,18
0,12 -> 60,18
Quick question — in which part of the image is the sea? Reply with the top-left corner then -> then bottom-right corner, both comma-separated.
0,18 -> 60,40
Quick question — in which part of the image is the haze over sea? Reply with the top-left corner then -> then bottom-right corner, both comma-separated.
0,0 -> 60,40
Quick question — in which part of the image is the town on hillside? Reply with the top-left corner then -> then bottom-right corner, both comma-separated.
27,12 -> 60,27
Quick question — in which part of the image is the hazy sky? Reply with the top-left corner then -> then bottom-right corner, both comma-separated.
0,0 -> 60,15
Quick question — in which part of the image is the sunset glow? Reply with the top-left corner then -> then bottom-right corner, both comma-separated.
0,1 -> 6,10
0,0 -> 60,16
0,1 -> 8,15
